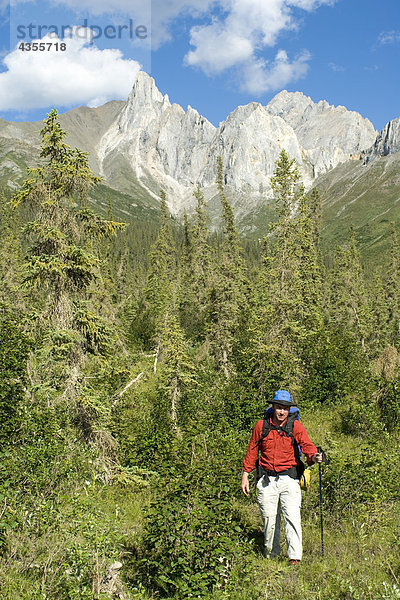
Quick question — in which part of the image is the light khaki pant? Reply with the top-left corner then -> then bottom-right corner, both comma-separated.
256,474 -> 302,560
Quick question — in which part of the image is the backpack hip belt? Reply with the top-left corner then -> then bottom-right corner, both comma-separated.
264,466 -> 299,478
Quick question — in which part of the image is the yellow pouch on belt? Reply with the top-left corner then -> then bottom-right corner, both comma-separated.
299,467 -> 311,490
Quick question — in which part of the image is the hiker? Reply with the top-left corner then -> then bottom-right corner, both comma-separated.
241,390 -> 322,564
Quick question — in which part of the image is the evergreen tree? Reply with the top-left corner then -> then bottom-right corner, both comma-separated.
248,150 -> 323,391
0,193 -> 23,306
206,158 -> 247,379
328,227 -> 372,353
191,186 -> 212,316
158,309 -> 195,429
384,223 -> 400,346
178,209 -> 195,334
145,190 -> 175,338
179,187 -> 212,339
307,187 -> 322,248
0,306 -> 30,443
12,108 -> 125,333
371,273 -> 390,350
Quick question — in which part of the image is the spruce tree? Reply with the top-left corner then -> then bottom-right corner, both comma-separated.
307,187 -> 322,249
145,190 -> 175,338
248,150 -> 323,391
0,193 -> 23,306
328,227 -> 372,353
384,223 -> 400,346
179,187 -> 212,339
12,109 -> 125,333
206,157 -> 246,379
158,309 -> 194,429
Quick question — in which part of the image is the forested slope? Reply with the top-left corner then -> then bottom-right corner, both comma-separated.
1,112 -> 400,600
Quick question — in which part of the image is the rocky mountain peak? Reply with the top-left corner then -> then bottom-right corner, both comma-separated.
266,90 -> 314,124
265,89 -> 377,177
363,117 -> 400,162
1,70 -> 393,224
127,71 -> 170,110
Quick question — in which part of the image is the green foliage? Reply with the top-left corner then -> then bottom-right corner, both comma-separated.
383,225 -> 400,347
0,306 -> 30,442
248,151 -> 324,392
144,190 -> 175,339
73,302 -> 113,355
207,157 -> 247,379
3,133 -> 400,600
179,187 -> 212,339
138,444 -> 247,598
327,226 -> 373,353
322,434 -> 400,512
377,376 -> 400,430
0,194 -> 23,303
300,327 -> 370,406
12,108 -> 125,335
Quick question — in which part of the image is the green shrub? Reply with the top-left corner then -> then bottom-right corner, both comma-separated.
0,306 -> 30,442
137,448 -> 247,598
321,435 -> 400,513
378,377 -> 400,431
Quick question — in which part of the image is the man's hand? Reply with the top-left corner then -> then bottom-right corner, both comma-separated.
312,452 -> 323,464
241,471 -> 250,496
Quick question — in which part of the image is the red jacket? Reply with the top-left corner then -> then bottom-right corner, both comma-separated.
243,417 -> 318,473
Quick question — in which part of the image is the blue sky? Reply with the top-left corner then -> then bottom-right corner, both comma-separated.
0,0 -> 399,131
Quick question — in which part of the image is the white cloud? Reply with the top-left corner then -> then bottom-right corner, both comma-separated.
0,29 -> 141,111
329,62 -> 345,72
241,50 -> 310,94
185,0 -> 293,74
185,25 -> 254,74
6,0 -> 336,94
378,30 -> 400,45
184,0 -> 332,93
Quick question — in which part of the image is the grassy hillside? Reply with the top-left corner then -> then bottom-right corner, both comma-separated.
0,134 -> 160,226
317,154 -> 400,268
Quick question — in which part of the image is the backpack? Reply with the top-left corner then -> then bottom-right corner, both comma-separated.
254,406 -> 308,486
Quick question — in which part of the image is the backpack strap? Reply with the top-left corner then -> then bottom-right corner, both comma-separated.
255,409 -> 304,477
256,409 -> 298,446
254,415 -> 272,448
256,409 -> 301,463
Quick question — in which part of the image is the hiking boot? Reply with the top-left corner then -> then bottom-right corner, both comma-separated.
289,559 -> 300,566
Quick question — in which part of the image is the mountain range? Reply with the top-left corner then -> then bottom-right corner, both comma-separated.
1,71 -> 400,264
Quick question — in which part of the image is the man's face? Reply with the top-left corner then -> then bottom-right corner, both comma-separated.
273,403 -> 290,424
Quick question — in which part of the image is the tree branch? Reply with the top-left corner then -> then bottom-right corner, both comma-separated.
112,372 -> 144,406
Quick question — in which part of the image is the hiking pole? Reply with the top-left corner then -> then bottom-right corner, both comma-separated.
317,446 -> 328,557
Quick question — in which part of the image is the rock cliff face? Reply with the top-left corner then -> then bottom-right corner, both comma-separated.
96,72 -> 216,203
363,117 -> 400,162
265,90 -> 376,177
93,72 -> 377,213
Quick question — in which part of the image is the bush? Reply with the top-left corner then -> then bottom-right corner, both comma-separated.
137,446 -> 247,598
377,377 -> 400,431
321,435 -> 400,513
0,306 -> 30,442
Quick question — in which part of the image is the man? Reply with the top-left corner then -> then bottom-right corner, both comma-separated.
241,389 -> 322,564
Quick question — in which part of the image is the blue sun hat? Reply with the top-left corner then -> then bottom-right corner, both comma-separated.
272,390 -> 295,407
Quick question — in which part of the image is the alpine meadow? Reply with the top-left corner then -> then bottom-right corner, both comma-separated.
2,84 -> 400,600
